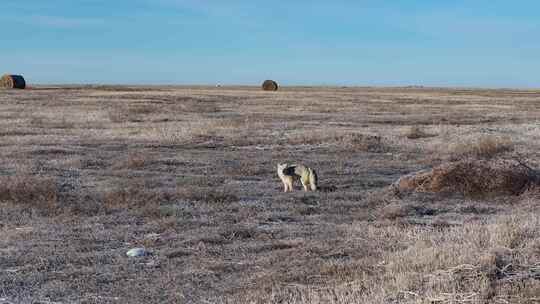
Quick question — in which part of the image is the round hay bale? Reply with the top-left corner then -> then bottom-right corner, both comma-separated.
262,80 -> 279,91
1,74 -> 26,89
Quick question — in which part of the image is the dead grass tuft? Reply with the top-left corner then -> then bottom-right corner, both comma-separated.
340,133 -> 387,152
125,152 -> 153,169
108,105 -> 160,123
128,104 -> 159,116
177,186 -> 239,204
449,135 -> 514,159
0,174 -> 58,213
287,132 -> 387,152
404,125 -> 435,139
380,203 -> 436,219
29,115 -> 75,129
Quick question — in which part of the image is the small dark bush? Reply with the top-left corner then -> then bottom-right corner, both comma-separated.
177,186 -> 238,204
0,174 -> 58,213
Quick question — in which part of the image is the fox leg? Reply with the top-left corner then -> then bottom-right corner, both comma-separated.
280,177 -> 289,192
301,176 -> 309,191
286,178 -> 294,192
309,175 -> 317,191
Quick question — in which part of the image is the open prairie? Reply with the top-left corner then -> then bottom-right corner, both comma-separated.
1,86 -> 540,303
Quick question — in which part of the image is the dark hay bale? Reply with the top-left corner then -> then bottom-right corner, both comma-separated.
393,160 -> 537,197
1,74 -> 26,89
262,80 -> 279,91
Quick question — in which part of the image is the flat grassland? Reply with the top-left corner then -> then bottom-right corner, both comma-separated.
1,86 -> 540,303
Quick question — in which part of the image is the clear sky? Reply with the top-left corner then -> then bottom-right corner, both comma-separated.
1,0 -> 539,87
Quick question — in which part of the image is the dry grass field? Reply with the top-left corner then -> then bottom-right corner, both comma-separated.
1,86 -> 540,303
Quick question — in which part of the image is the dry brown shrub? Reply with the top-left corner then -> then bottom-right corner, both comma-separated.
286,131 -> 333,145
108,105 -> 159,123
220,226 -> 260,241
0,174 -> 58,212
125,153 -> 152,169
287,132 -> 386,152
404,125 -> 434,139
64,192 -> 103,216
30,115 -> 75,129
29,116 -> 46,127
128,104 -> 158,115
173,99 -> 221,114
380,203 -> 436,219
339,133 -> 386,152
450,135 -> 514,159
394,160 -> 535,197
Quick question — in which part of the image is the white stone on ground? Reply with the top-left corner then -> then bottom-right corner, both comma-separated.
126,248 -> 148,257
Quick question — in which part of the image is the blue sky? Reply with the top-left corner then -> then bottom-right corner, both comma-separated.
1,0 -> 539,87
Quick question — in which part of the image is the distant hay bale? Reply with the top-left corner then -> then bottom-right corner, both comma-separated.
262,80 -> 278,91
1,74 -> 26,89
393,160 -> 538,197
